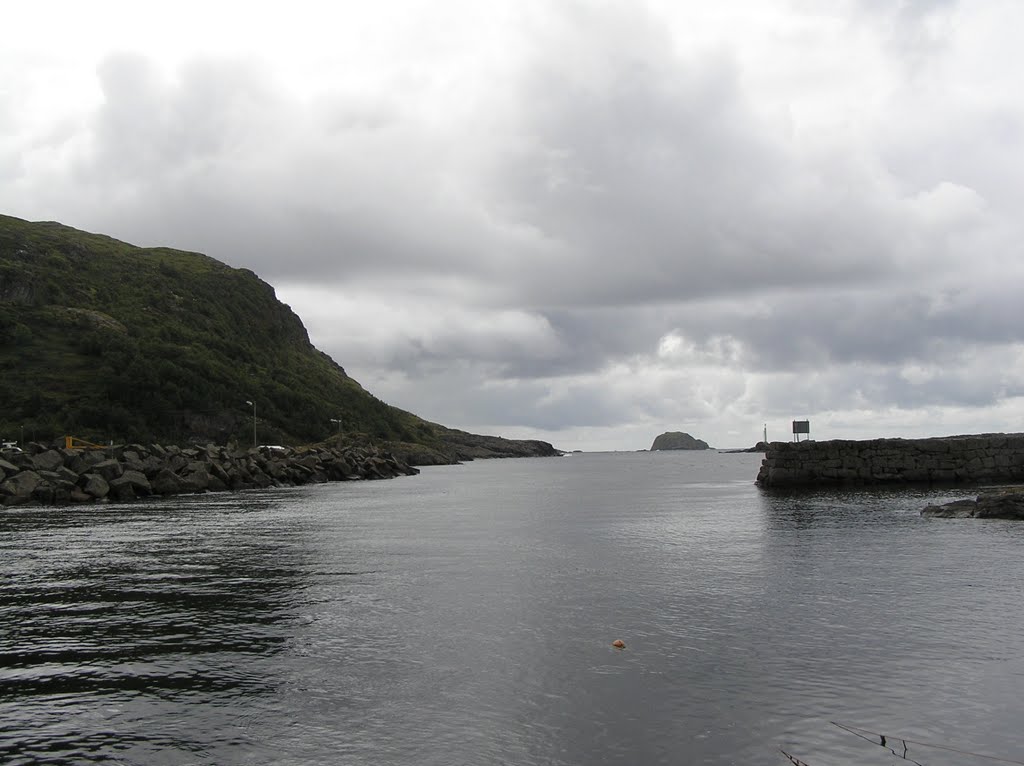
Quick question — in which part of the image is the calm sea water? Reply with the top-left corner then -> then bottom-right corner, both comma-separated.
2,451 -> 1023,766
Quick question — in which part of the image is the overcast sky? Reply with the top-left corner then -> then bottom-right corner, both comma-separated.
3,0 -> 1023,449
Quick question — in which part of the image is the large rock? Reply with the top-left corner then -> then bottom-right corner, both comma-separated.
110,470 -> 152,497
90,459 -> 124,482
650,431 -> 711,451
923,488 -> 1024,519
108,480 -> 137,503
30,449 -> 65,472
179,466 -> 211,492
37,470 -> 77,492
1,470 -> 42,505
79,473 -> 110,499
150,468 -> 184,495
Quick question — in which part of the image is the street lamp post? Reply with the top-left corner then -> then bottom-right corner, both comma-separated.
245,400 -> 256,447
330,417 -> 342,436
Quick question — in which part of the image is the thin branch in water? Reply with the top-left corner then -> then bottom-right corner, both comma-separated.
780,749 -> 812,766
832,721 -> 1024,766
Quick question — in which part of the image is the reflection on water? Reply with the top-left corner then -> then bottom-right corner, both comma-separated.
0,491 -> 316,764
3,455 -> 1024,765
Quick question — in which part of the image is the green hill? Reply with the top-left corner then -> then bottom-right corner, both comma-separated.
0,214 -> 558,462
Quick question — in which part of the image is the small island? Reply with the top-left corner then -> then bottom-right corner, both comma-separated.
650,432 -> 711,451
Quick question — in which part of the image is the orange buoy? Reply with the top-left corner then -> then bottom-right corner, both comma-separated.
611,639 -> 626,649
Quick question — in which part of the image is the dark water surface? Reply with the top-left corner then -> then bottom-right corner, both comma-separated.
2,451 -> 1023,765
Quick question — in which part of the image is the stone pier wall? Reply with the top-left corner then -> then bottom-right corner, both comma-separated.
756,433 -> 1024,488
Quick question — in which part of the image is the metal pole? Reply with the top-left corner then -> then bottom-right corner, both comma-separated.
246,400 -> 256,447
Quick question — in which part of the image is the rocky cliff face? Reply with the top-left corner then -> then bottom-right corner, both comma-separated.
650,432 -> 710,451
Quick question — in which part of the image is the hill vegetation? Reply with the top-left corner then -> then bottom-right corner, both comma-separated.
0,215 -> 557,462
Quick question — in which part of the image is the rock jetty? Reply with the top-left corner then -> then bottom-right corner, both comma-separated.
0,441 -> 419,507
650,432 -> 710,451
922,488 -> 1024,519
756,433 -> 1024,488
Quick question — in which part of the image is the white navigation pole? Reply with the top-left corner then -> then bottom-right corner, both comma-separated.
245,400 -> 256,447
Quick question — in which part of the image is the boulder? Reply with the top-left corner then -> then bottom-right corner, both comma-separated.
30,449 -> 64,472
3,451 -> 31,469
150,468 -> 184,495
31,483 -> 56,505
122,453 -> 146,474
61,450 -> 88,474
324,455 -> 355,480
90,459 -> 124,482
922,499 -> 979,518
923,488 -> 1024,519
1,470 -> 42,504
179,466 -> 211,492
110,470 -> 152,497
37,470 -> 77,492
137,455 -> 165,477
70,487 -> 93,503
167,454 -> 189,474
108,481 -> 136,502
209,461 -> 232,486
79,473 -> 110,499
250,467 -> 274,488
82,450 -> 109,467
54,465 -> 80,485
206,474 -> 228,492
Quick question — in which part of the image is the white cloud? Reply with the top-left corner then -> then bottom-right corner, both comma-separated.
3,0 -> 1024,449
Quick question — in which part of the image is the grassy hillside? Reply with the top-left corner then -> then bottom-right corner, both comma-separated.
0,214 -> 556,460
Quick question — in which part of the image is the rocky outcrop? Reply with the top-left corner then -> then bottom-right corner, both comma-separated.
757,433 -> 1024,488
650,432 -> 711,451
923,488 -> 1024,519
0,441 -> 419,507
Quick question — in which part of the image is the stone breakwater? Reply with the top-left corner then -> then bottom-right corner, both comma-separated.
0,442 -> 419,507
756,433 -> 1024,488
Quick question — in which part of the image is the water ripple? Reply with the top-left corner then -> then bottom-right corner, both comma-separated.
3,454 -> 1024,765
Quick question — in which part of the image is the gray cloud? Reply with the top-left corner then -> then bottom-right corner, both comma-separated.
67,10 -> 961,309
4,0 -> 1024,447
